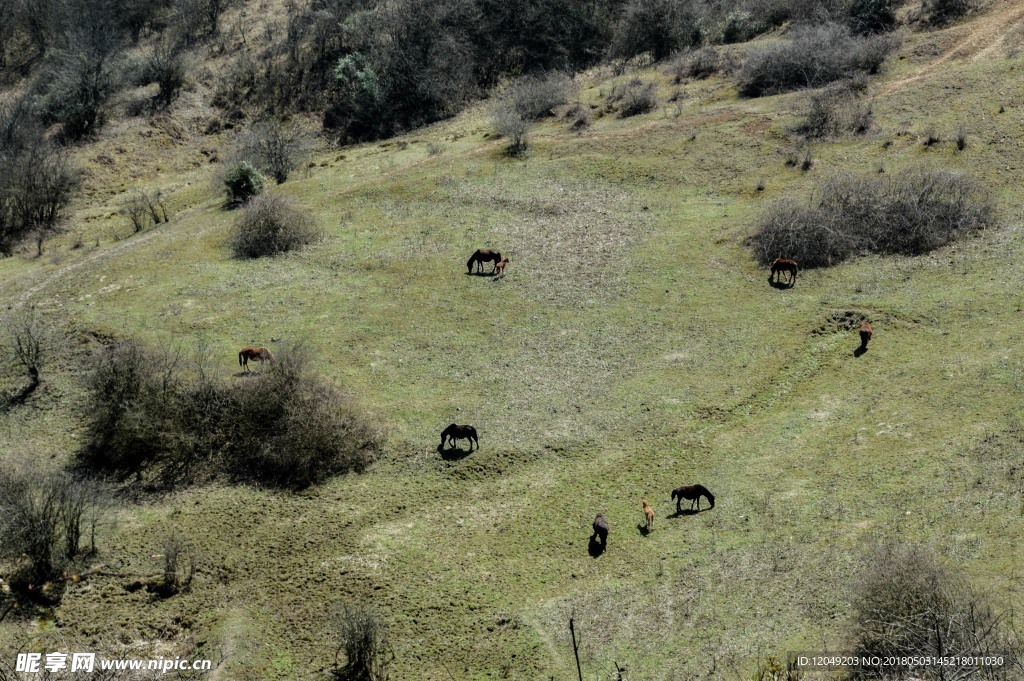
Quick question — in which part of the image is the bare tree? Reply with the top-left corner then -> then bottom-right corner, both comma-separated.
331,602 -> 394,681
3,308 -> 54,389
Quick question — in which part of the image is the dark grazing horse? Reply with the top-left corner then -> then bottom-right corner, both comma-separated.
467,249 -> 502,274
439,423 -> 478,451
859,321 -> 873,350
672,484 -> 715,513
770,258 -> 798,286
592,514 -> 609,547
238,346 -> 274,372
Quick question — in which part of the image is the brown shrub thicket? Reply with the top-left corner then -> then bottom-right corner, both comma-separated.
229,192 -> 321,258
739,23 -> 899,97
0,464 -> 108,599
850,542 -> 1022,679
331,602 -> 395,681
748,167 -> 994,268
79,342 -> 382,489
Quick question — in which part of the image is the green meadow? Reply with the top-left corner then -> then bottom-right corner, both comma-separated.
3,5 -> 1024,678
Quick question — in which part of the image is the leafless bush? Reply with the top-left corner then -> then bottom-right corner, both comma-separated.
139,39 -> 187,109
797,84 -> 874,138
564,102 -> 592,131
232,119 -> 313,184
669,47 -> 725,83
748,167 -> 994,268
956,124 -> 968,152
120,190 -> 169,233
739,23 -> 899,97
608,78 -> 658,117
0,464 -> 109,599
2,308 -> 55,390
230,193 -> 321,258
849,542 -> 1022,679
331,602 -> 394,681
0,99 -> 80,255
606,0 -> 703,62
921,0 -> 976,26
492,72 -> 574,156
79,342 -> 382,490
156,531 -> 195,597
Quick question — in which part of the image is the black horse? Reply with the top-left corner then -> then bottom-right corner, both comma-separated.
592,514 -> 609,548
439,423 -> 478,451
672,484 -> 715,513
467,249 -> 502,274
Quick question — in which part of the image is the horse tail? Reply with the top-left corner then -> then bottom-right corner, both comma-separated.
239,351 -> 244,367
671,489 -> 678,501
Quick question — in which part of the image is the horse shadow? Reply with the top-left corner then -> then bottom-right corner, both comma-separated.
587,536 -> 606,558
437,444 -> 472,460
637,523 -> 652,537
767,276 -> 794,290
667,508 -> 699,519
465,270 -> 497,277
853,346 -> 868,358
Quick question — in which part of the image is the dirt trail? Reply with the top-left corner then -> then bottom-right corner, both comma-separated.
877,0 -> 1024,96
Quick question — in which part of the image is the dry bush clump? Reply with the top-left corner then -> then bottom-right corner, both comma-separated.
797,83 -> 874,138
739,23 -> 899,97
849,542 -> 1022,679
0,464 -> 108,601
120,189 -> 169,233
748,167 -> 995,268
79,342 -> 382,490
232,119 -> 314,184
230,193 -> 322,259
668,46 -> 728,82
331,602 -> 395,681
607,78 -> 658,117
492,72 -> 575,156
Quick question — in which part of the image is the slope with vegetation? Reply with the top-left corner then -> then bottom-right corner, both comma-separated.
2,0 -> 1024,678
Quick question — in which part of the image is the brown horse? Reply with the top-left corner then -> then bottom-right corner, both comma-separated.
467,249 -> 502,274
672,484 -> 715,513
770,258 -> 798,286
439,423 -> 478,451
239,346 -> 274,372
492,257 -> 510,279
592,514 -> 609,548
642,498 -> 654,531
859,321 -> 873,350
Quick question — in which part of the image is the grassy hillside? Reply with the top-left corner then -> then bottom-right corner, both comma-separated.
3,2 -> 1024,679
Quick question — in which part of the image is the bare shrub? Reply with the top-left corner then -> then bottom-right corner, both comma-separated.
226,346 -> 381,488
2,308 -> 55,390
606,0 -> 703,62
156,531 -> 195,597
797,84 -> 874,138
739,23 -> 899,97
139,39 -> 187,109
608,78 -> 657,117
748,167 -> 994,268
669,46 -> 725,82
232,119 -> 313,184
230,193 -> 321,259
0,99 -> 80,255
564,102 -> 592,131
79,342 -> 382,490
492,72 -> 574,156
120,190 -> 169,233
956,124 -> 968,152
332,602 -> 394,681
0,464 -> 109,599
922,0 -> 975,26
849,542 -> 1022,678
